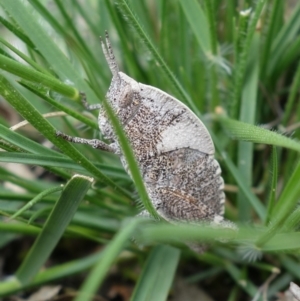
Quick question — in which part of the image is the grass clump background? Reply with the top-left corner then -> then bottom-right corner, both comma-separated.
0,0 -> 300,300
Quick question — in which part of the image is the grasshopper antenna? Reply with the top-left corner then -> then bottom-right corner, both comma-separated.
100,31 -> 119,76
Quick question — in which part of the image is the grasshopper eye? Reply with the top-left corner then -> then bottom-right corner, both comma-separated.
119,84 -> 133,107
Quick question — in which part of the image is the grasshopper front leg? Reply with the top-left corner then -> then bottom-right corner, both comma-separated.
56,131 -> 116,153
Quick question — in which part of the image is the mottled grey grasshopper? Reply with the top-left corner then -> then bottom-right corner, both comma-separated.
57,32 -> 225,227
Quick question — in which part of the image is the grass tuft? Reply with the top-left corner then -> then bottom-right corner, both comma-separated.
0,1 -> 300,300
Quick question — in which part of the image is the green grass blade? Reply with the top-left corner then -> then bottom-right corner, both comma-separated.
0,165 -> 54,193
103,1 -> 143,79
0,123 -> 62,156
282,60 -> 300,126
179,0 -> 220,110
272,161 -> 300,222
256,161 -> 300,247
10,185 -> 63,220
130,245 -> 180,301
115,0 -> 197,114
0,220 -> 41,236
282,207 -> 300,232
268,1 -> 300,76
0,36 -> 50,74
237,33 -> 260,221
0,75 -> 130,197
0,251 -> 104,297
220,151 -> 266,221
0,54 -> 78,99
260,0 -> 283,80
272,35 -> 300,78
262,232 -> 300,252
178,0 -> 211,53
20,82 -> 98,130
225,264 -> 257,297
0,15 -> 35,48
265,147 -> 278,225
54,0 -> 94,59
203,0 -> 218,54
0,278 -> 22,297
136,222 -> 239,246
0,1 -> 99,104
28,0 -> 66,35
218,116 -> 300,153
231,0 -> 266,118
0,152 -> 129,181
74,218 -> 139,301
16,175 -> 93,284
281,256 -> 300,282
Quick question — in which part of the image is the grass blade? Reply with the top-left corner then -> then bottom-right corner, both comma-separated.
0,1 -> 99,104
15,175 -> 93,283
265,147 -> 278,225
178,0 -> 211,53
237,33 -> 260,221
218,116 -> 300,153
0,75 -> 130,197
0,54 -> 78,99
74,218 -> 139,301
130,245 -> 180,301
115,0 -> 197,113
